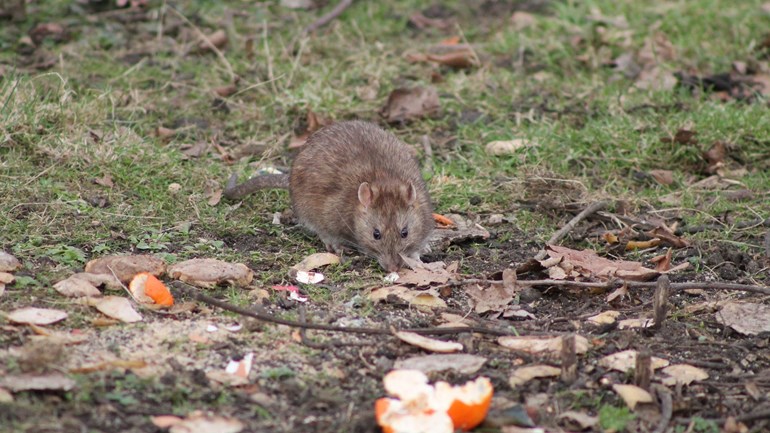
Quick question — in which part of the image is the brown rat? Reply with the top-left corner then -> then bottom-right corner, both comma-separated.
224,120 -> 434,272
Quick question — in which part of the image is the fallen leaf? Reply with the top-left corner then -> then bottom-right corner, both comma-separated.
498,335 -> 589,356
291,252 -> 340,272
180,141 -> 209,159
198,29 -> 227,52
167,411 -> 244,433
465,283 -> 514,315
408,12 -> 453,30
0,373 -> 76,392
368,285 -> 447,308
167,258 -> 253,288
660,364 -> 709,386
510,11 -> 536,30
612,384 -> 653,409
0,251 -> 21,272
703,141 -> 727,174
648,169 -> 674,186
394,354 -> 487,374
558,411 -> 599,430
397,260 -> 453,286
54,276 -> 102,297
509,365 -> 560,387
485,139 -> 534,155
408,49 -> 477,69
586,310 -> 620,325
94,174 -> 114,188
89,296 -> 143,323
85,254 -> 166,284
213,84 -> 237,97
7,307 -> 68,325
599,350 -> 669,373
617,317 -> 654,329
716,302 -> 770,335
395,331 -> 463,353
28,22 -> 66,45
381,86 -> 440,123
542,245 -> 659,282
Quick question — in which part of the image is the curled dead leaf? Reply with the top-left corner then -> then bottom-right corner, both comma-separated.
381,86 -> 440,123
168,258 -> 253,288
85,254 -> 166,284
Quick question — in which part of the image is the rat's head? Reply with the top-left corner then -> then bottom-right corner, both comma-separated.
353,180 -> 433,272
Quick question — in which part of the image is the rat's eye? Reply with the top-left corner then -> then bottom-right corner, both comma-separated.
373,229 -> 381,240
400,227 -> 408,238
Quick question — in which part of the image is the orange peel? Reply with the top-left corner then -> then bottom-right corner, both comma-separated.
129,272 -> 174,307
375,370 -> 493,433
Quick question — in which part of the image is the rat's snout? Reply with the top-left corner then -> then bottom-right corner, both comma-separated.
379,255 -> 403,273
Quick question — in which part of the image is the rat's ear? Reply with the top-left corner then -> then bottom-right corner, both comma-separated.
404,182 -> 417,204
358,182 -> 373,208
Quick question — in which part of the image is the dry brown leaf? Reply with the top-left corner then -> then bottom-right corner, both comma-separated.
0,373 -> 76,392
612,384 -> 653,409
617,317 -> 654,329
85,254 -> 166,284
197,29 -> 227,52
213,84 -> 237,97
180,141 -> 209,159
649,169 -> 674,185
88,296 -> 142,323
498,335 -> 589,356
586,310 -> 620,325
7,307 -> 68,325
54,276 -> 102,298
394,331 -> 463,353
167,258 -> 253,288
408,12 -> 454,30
660,364 -> 709,386
0,251 -> 21,272
558,411 -> 599,430
703,141 -> 727,174
94,174 -> 114,188
510,11 -> 536,30
465,283 -> 514,315
165,411 -> 244,433
381,86 -> 440,123
0,272 -> 14,284
599,349 -> 669,373
291,253 -> 340,272
716,302 -> 770,335
543,245 -> 659,282
646,227 -> 689,248
485,139 -> 534,155
368,285 -> 447,308
393,354 -> 487,374
509,365 -> 560,387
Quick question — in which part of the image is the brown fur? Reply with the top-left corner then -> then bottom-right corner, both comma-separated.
290,121 -> 434,271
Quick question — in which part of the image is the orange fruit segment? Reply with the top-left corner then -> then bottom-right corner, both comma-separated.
129,272 -> 174,307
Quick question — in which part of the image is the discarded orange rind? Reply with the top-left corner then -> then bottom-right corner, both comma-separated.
129,272 -> 174,307
375,369 -> 493,433
433,213 -> 454,227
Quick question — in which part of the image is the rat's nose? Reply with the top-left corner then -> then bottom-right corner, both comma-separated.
381,256 -> 402,273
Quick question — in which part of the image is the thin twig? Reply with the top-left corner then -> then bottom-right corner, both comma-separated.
172,282 -> 519,336
676,217 -> 770,235
534,201 -> 608,260
302,0 -> 354,35
653,385 -> 673,433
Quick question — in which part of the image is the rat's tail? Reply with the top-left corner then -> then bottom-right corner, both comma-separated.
223,173 -> 290,200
